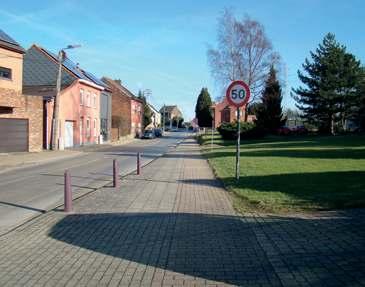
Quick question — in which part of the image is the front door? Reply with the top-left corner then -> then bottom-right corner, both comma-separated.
65,121 -> 74,148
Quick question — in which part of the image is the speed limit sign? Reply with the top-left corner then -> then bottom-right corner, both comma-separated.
226,80 -> 250,107
225,80 -> 251,181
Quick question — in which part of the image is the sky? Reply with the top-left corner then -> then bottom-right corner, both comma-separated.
1,0 -> 365,120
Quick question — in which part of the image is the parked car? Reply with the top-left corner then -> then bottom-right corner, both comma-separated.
142,130 -> 155,139
277,126 -> 291,135
154,128 -> 163,137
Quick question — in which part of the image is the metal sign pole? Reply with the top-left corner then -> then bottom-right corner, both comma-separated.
226,80 -> 250,183
236,107 -> 240,181
211,127 -> 214,150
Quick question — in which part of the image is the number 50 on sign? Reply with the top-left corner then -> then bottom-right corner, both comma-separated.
226,80 -> 251,108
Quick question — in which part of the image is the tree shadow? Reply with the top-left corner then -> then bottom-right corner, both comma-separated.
205,147 -> 365,160
48,212 -> 365,286
181,171 -> 365,210
202,135 -> 365,150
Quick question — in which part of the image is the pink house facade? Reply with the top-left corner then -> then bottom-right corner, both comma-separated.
23,45 -> 105,149
43,80 -> 103,148
131,98 -> 143,137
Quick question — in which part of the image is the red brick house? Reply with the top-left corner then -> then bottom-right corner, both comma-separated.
211,97 -> 247,128
0,30 -> 43,152
102,78 -> 143,141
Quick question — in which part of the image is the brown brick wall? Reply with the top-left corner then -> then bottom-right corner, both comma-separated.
0,87 -> 43,152
109,85 -> 131,142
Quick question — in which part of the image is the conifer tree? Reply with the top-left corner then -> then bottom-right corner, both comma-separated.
137,90 -> 152,129
195,88 -> 213,127
292,33 -> 363,134
256,66 -> 285,133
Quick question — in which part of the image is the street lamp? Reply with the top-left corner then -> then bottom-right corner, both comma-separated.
51,45 -> 81,150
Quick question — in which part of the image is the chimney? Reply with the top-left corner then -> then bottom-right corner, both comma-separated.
114,79 -> 122,86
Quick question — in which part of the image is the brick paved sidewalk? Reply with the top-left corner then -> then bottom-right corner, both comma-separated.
0,138 -> 364,287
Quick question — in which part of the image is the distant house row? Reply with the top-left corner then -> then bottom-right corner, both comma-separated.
0,30 -> 174,153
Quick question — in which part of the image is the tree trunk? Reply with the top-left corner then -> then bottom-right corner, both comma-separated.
330,114 -> 335,135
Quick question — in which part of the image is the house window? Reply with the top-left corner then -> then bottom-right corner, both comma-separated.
87,92 -> 91,107
93,94 -> 97,108
0,67 -> 12,80
80,89 -> 84,105
94,119 -> 97,137
221,108 -> 231,123
0,106 -> 13,114
86,118 -> 91,137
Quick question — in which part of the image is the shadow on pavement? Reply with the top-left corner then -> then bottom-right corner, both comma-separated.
48,212 -> 365,286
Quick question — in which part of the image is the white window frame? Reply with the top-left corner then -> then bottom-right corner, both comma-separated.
0,66 -> 12,80
87,92 -> 91,107
93,94 -> 97,108
86,118 -> 91,138
80,89 -> 84,106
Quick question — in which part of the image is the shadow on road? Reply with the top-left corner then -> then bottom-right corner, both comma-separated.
40,173 -> 111,182
0,201 -> 46,213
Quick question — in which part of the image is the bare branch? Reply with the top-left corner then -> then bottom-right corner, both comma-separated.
207,8 -> 280,110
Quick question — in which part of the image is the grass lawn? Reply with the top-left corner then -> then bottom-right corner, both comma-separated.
199,133 -> 365,213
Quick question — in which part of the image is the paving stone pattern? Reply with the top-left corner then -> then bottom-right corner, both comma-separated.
0,138 -> 364,286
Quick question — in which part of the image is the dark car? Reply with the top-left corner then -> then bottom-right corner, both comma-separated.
154,128 -> 163,137
142,130 -> 155,139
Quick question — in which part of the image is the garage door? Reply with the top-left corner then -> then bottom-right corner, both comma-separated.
0,118 -> 28,152
65,121 -> 74,148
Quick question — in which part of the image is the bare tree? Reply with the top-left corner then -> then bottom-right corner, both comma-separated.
208,9 -> 279,120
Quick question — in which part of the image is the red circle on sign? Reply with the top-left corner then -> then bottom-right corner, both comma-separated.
226,80 -> 251,107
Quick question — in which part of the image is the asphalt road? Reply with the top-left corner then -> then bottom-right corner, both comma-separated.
0,132 -> 187,235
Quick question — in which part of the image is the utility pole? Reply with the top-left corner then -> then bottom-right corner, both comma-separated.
51,50 -> 64,151
51,45 -> 81,150
162,104 -> 166,132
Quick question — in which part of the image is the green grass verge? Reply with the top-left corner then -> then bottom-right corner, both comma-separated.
198,133 -> 365,213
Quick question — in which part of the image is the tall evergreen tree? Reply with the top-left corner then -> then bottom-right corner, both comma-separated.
357,68 -> 365,130
292,33 -> 363,134
256,66 -> 285,133
137,90 -> 152,129
195,88 -> 213,127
